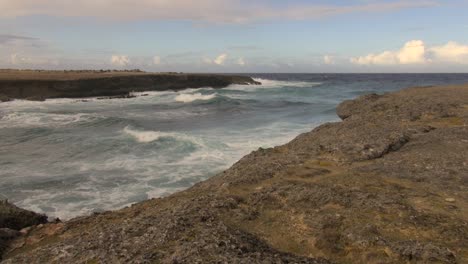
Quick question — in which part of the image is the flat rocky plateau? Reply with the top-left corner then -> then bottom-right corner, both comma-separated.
1,84 -> 467,263
0,70 -> 259,101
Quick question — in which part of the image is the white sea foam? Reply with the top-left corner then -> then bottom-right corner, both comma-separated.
122,126 -> 167,143
174,93 -> 216,103
254,78 -> 322,88
0,112 -> 98,128
122,126 -> 206,146
226,78 -> 322,92
13,184 -> 153,220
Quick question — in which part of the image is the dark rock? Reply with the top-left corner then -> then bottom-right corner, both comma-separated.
0,228 -> 21,254
25,96 -> 45,101
0,200 -> 48,231
96,93 -> 136,100
0,229 -> 20,240
0,94 -> 10,102
0,200 -> 48,259
0,72 -> 260,100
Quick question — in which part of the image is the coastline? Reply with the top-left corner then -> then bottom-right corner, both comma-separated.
1,83 -> 467,263
0,70 -> 260,102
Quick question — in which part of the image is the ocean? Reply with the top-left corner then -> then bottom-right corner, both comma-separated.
1,73 -> 468,219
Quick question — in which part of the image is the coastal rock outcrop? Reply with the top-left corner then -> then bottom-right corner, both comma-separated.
0,200 -> 48,258
1,84 -> 467,263
0,71 -> 260,101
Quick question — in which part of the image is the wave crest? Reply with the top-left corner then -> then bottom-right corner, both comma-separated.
122,127 -> 166,143
175,93 -> 216,103
122,126 -> 205,146
227,78 -> 322,91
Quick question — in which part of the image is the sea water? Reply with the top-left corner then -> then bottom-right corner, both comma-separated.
1,73 -> 468,219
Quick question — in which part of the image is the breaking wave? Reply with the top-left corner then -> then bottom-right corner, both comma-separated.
226,78 -> 322,91
122,126 -> 205,147
174,93 -> 217,103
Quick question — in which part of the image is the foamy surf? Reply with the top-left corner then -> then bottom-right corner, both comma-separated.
174,92 -> 216,103
225,78 -> 322,92
4,73 -> 452,221
0,112 -> 99,128
122,126 -> 206,147
123,126 -> 166,143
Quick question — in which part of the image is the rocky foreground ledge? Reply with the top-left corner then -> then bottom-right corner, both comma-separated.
0,70 -> 260,101
1,84 -> 468,263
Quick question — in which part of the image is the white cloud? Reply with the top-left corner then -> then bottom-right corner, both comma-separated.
110,55 -> 130,66
351,40 -> 468,66
429,41 -> 468,64
8,53 -> 59,66
152,56 -> 161,65
397,40 -> 426,64
323,55 -> 334,65
351,51 -> 397,65
351,40 -> 426,65
214,54 -> 228,65
0,1 -> 437,23
237,57 -> 246,66
202,57 -> 213,64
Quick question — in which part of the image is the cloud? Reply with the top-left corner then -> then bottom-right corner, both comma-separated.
9,53 -> 59,66
397,40 -> 426,64
152,56 -> 161,65
214,54 -> 228,65
202,57 -> 213,64
323,55 -> 334,65
0,1 -> 438,23
0,34 -> 37,45
429,41 -> 468,64
351,40 -> 426,65
110,55 -> 130,66
351,51 -> 397,65
237,57 -> 246,66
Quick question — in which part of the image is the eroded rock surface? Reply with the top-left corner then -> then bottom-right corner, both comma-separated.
2,84 -> 467,263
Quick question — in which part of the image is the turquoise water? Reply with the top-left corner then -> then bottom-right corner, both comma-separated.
1,74 -> 468,219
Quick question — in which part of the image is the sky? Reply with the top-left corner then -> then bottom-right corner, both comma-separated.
1,0 -> 468,72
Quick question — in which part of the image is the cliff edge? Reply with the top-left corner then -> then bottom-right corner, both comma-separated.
1,84 -> 467,263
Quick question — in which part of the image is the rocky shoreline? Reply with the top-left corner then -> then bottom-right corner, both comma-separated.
0,70 -> 260,101
1,83 -> 467,263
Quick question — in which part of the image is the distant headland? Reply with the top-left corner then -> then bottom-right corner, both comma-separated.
0,69 -> 260,102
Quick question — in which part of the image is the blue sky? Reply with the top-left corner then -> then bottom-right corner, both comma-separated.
1,0 -> 468,72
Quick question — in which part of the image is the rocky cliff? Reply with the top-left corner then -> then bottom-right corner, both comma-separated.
1,84 -> 467,263
0,71 -> 259,101
0,201 -> 47,258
